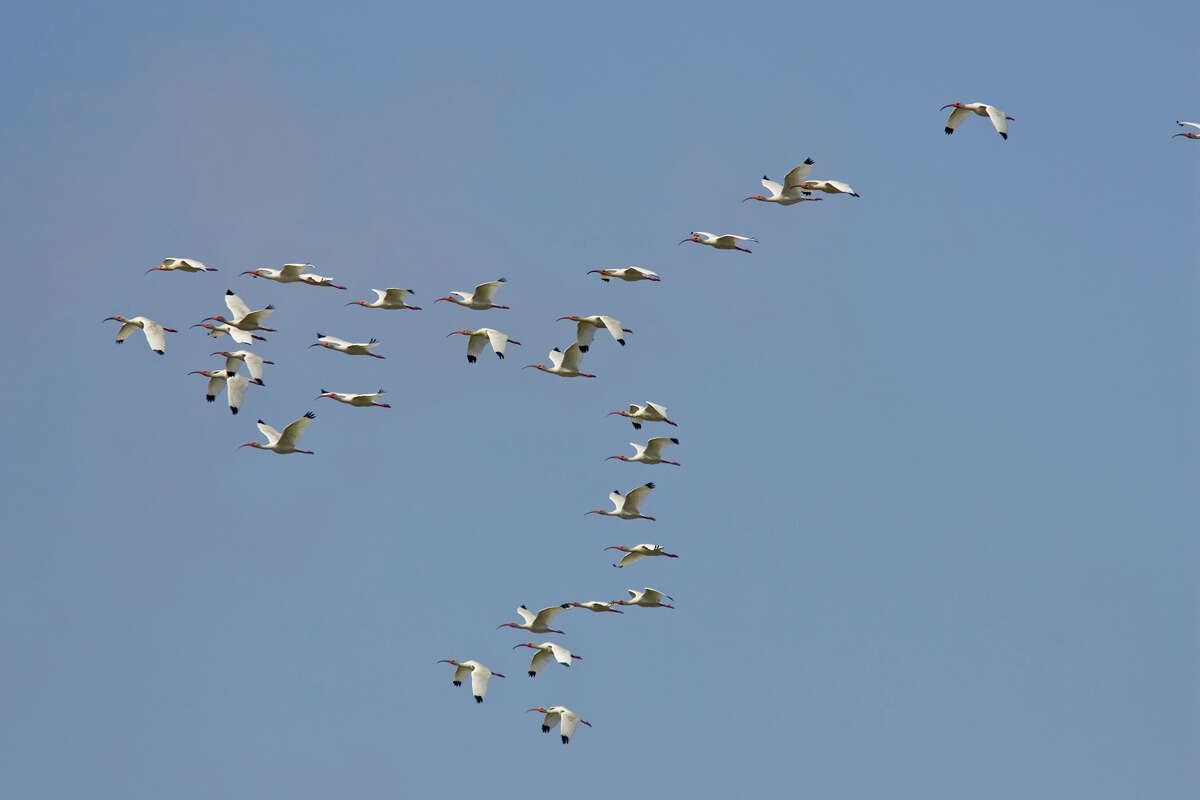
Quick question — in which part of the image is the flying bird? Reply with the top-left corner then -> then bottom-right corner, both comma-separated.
526,706 -> 592,744
347,288 -> 421,310
309,334 -> 386,358
202,290 -> 276,332
568,601 -> 624,613
238,412 -> 316,454
612,587 -> 674,608
587,482 -> 657,521
102,316 -> 177,354
796,179 -> 860,197
1173,121 -> 1200,139
211,350 -> 273,383
240,263 -> 309,283
605,543 -> 679,568
608,401 -> 676,430
586,266 -> 660,283
743,159 -> 822,205
437,659 -> 505,703
188,369 -> 262,413
941,102 -> 1013,140
316,389 -> 390,408
146,257 -> 216,274
498,604 -> 571,635
191,322 -> 265,345
523,343 -> 595,378
447,328 -> 521,362
436,278 -> 509,310
513,642 -> 582,676
679,232 -> 756,253
606,437 -> 679,466
556,315 -> 631,351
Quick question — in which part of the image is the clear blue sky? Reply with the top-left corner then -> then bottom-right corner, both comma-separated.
2,1 -> 1195,797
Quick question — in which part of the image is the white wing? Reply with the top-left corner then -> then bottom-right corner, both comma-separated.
1178,121 -> 1200,131
472,280 -> 504,304
240,352 -> 265,380
560,343 -> 585,372
452,663 -> 471,685
279,263 -> 307,281
227,327 -> 255,345
541,710 -> 562,732
574,321 -> 597,349
528,647 -> 554,675
559,710 -> 581,740
278,413 -> 314,448
547,643 -> 574,667
547,348 -> 565,370
469,663 -> 493,700
617,550 -> 648,567
226,374 -> 251,413
825,180 -> 857,195
466,331 -> 488,360
485,328 -> 511,357
598,316 -> 625,343
716,234 -> 753,244
628,441 -> 648,459
783,159 -> 815,189
224,292 -> 251,320
221,353 -> 241,373
608,490 -> 626,513
383,288 -> 412,303
630,267 -> 658,279
516,606 -> 536,625
985,105 -> 1009,138
318,335 -> 353,347
944,105 -> 971,133
644,437 -> 676,459
645,401 -> 669,419
759,176 -> 784,197
623,483 -> 655,515
532,605 -> 568,627
256,420 -> 282,446
205,374 -> 227,400
115,322 -> 138,342
640,587 -> 668,604
141,320 -> 167,352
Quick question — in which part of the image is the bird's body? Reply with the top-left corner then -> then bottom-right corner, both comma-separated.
103,316 -> 177,354
679,231 -> 756,253
310,334 -> 386,358
146,257 -> 216,274
437,659 -> 505,703
605,543 -> 679,568
447,328 -> 520,362
239,412 -> 316,454
608,401 -> 676,430
212,350 -> 273,382
797,179 -> 860,197
743,159 -> 821,205
203,290 -> 276,332
526,706 -> 592,744
613,587 -> 674,608
498,604 -> 571,635
192,322 -> 264,345
513,642 -> 582,676
317,389 -> 390,408
188,369 -> 262,414
524,343 -> 595,378
607,437 -> 680,466
557,315 -> 631,352
568,601 -> 624,613
1173,121 -> 1200,139
240,263 -> 308,283
587,482 -> 657,521
348,288 -> 421,310
941,102 -> 1013,139
586,266 -> 660,283
436,278 -> 509,310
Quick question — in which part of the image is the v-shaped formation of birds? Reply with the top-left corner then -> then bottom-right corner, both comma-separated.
106,107 -> 1195,744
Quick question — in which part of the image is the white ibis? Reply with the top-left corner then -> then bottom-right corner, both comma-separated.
605,544 -> 679,568
201,290 -> 276,332
1174,121 -> 1200,139
586,266 -> 660,283
497,604 -> 571,635
743,159 -> 822,205
240,263 -> 308,283
316,389 -> 390,408
191,322 -> 265,345
347,288 -> 421,310
608,401 -> 676,430
447,328 -> 521,362
523,343 -> 595,378
436,659 -> 505,703
613,587 -> 674,608
941,102 -> 1013,140
587,482 -> 656,521
568,601 -> 624,614
679,232 -> 755,253
239,412 -> 316,454
436,278 -> 509,310
102,316 -> 178,354
513,642 -> 582,676
309,334 -> 385,358
556,315 -> 631,351
797,179 -> 860,197
212,350 -> 273,383
188,369 -> 262,414
526,706 -> 591,744
606,437 -> 679,466
146,257 -> 216,274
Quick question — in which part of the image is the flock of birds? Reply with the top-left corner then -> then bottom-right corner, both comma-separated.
103,105 -> 1195,744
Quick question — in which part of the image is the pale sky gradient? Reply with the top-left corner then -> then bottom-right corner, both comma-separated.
2,2 -> 1196,798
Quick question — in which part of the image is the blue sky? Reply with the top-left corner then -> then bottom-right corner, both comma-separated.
2,1 -> 1195,797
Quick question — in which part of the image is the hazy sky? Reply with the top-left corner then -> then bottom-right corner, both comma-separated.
2,2 -> 1195,798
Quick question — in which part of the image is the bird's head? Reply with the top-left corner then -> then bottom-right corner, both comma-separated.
522,364 -> 546,371
512,642 -> 536,650
102,316 -> 127,323
743,194 -> 765,202
237,442 -> 261,450
940,102 -> 963,110
556,315 -> 581,322
496,622 -> 518,630
678,234 -> 700,244
434,296 -> 454,303
526,707 -> 548,714
436,659 -> 460,666
240,269 -> 264,277
604,546 -> 629,552
606,410 -> 628,418
446,330 -> 472,337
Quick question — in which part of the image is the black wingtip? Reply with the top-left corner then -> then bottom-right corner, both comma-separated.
265,304 -> 275,310
552,347 -> 562,353
670,437 -> 679,444
230,407 -> 239,415
225,289 -> 235,295
528,671 -> 536,677
617,340 -> 625,346
804,157 -> 814,165
578,345 -> 589,353
632,422 -> 641,430
645,481 -> 656,489
944,128 -> 954,135
316,332 -> 324,337
256,418 -> 265,423
154,349 -> 165,355
452,680 -> 462,686
541,726 -> 550,733
497,277 -> 507,282
561,736 -> 569,744
304,411 -> 315,419
762,174 -> 769,180
474,695 -> 483,703
205,396 -> 215,402
496,353 -> 504,359
999,132 -> 1008,140
467,355 -> 476,363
